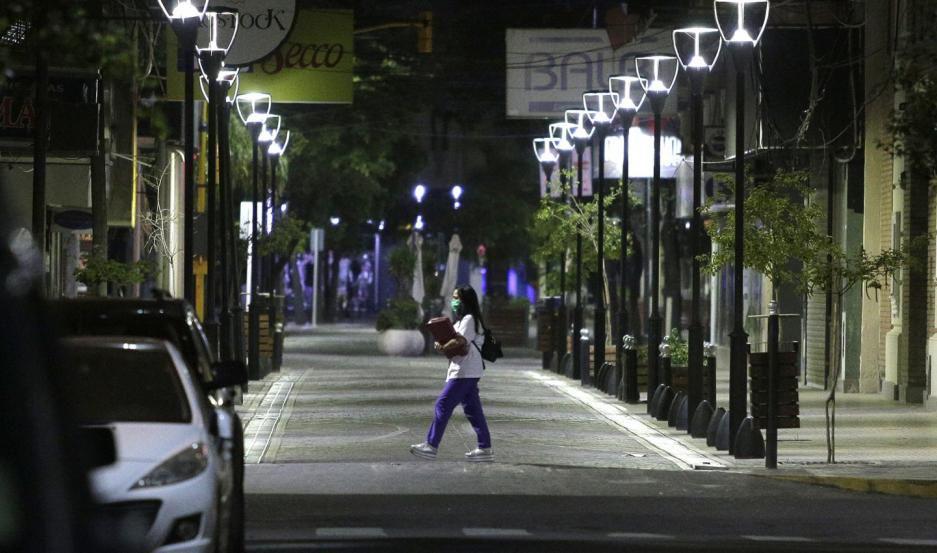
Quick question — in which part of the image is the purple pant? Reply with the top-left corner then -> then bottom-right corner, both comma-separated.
426,378 -> 491,449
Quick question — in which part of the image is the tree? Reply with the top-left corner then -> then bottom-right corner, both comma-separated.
703,168 -> 910,463
531,171 -> 625,345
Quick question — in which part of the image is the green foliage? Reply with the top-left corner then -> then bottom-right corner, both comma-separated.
75,256 -> 154,290
883,31 -> 937,178
531,173 -> 633,294
703,169 -> 911,304
702,170 -> 826,294
259,217 -> 308,258
388,246 -> 417,292
377,246 -> 421,329
375,298 -> 421,331
662,328 -> 688,367
0,1 -> 138,81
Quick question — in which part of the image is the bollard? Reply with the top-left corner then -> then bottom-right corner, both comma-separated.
579,328 -> 591,386
690,342 -> 717,438
675,393 -> 689,431
668,391 -> 685,428
705,342 -> 717,407
707,406 -> 726,448
622,335 -> 639,404
653,343 -> 674,421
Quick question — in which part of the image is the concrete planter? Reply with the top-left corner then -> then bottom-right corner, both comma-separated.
377,329 -> 425,357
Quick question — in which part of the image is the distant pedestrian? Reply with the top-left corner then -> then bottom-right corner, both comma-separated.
410,285 -> 493,462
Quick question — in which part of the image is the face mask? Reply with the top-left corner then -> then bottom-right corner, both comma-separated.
451,299 -> 461,314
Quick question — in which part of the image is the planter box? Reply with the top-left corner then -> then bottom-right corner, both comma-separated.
486,306 -> 529,347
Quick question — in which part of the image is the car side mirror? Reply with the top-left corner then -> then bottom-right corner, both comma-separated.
207,360 -> 248,391
80,427 -> 117,469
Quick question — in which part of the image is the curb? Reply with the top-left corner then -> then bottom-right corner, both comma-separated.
758,474 -> 937,499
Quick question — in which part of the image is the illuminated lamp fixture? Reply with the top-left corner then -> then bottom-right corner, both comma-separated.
196,10 -> 238,80
257,114 -> 281,144
532,137 -> 559,182
714,0 -> 770,46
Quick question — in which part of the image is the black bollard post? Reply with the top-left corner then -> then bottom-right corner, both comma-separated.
654,344 -> 674,421
690,342 -> 718,438
580,328 -> 591,386
766,301 -> 779,469
705,342 -> 717,407
622,335 -> 639,403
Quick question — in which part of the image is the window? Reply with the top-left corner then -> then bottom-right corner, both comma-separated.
57,346 -> 191,424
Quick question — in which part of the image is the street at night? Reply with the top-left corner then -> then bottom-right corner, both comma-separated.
3,1 -> 937,553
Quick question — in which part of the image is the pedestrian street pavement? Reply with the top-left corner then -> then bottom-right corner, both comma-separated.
238,323 -> 937,497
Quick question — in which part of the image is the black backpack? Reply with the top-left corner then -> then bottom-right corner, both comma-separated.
476,328 -> 503,364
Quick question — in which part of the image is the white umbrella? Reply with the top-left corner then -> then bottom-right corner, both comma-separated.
409,231 -> 425,318
439,233 -> 463,317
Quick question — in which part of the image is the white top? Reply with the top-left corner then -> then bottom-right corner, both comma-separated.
446,314 -> 485,381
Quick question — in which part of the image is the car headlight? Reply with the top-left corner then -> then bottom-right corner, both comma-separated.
131,443 -> 209,490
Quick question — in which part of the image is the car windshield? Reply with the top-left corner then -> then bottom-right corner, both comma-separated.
58,345 -> 191,424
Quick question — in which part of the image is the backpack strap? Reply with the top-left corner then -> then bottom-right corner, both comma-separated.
472,340 -> 486,371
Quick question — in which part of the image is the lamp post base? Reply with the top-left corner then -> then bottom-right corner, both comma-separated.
728,327 -> 749,453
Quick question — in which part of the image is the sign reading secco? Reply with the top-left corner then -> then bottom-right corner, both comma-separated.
168,9 -> 352,104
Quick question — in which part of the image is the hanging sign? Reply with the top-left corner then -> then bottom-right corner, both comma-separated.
167,8 -> 352,103
213,0 -> 297,66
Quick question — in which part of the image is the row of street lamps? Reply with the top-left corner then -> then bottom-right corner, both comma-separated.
159,1 -> 291,377
532,0 -> 769,457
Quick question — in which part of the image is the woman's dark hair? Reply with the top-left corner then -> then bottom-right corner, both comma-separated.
455,285 -> 484,334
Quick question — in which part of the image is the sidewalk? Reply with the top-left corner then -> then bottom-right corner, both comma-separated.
601,352 -> 937,495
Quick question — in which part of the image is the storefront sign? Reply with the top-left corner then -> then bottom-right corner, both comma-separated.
168,9 -> 352,104
506,28 -> 675,119
202,0 -> 297,66
0,74 -> 98,152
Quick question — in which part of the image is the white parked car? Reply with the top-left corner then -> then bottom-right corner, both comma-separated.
58,337 -> 234,553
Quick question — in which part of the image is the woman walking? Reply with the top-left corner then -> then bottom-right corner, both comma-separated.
410,285 -> 493,462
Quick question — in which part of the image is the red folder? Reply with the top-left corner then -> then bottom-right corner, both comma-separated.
425,317 -> 466,358
425,316 -> 458,344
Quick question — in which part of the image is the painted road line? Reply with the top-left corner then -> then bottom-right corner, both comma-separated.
742,535 -> 814,542
243,375 -> 298,463
462,528 -> 531,537
608,532 -> 674,540
315,528 -> 388,538
526,371 -> 726,471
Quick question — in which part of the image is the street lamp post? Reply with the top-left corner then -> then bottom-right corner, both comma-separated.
636,55 -> 679,412
550,122 -> 576,367
267,130 -> 289,372
714,0 -> 770,456
157,0 -> 209,305
673,26 -> 721,433
258,114 -> 281,294
196,10 -> 238,353
608,74 -> 647,386
209,68 -> 240,361
565,109 -> 595,382
210,69 -> 241,362
236,92 -> 272,379
582,92 -> 619,383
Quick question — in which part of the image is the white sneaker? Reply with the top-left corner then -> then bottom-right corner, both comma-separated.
409,442 -> 437,460
465,447 -> 494,462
